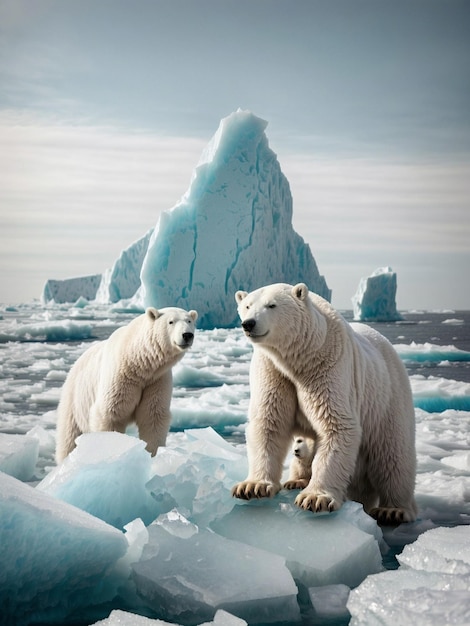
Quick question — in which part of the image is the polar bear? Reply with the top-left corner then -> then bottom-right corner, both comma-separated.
284,436 -> 316,490
232,283 -> 417,525
55,307 -> 197,462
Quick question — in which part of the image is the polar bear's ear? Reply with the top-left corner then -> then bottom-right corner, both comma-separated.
189,310 -> 198,322
292,283 -> 309,301
235,290 -> 248,304
146,307 -> 162,320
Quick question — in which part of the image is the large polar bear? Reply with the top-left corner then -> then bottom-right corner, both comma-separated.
232,283 -> 417,525
55,307 -> 197,462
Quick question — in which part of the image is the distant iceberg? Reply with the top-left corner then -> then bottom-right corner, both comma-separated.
140,109 -> 330,328
352,266 -> 403,322
42,110 -> 330,328
42,274 -> 102,304
95,231 -> 152,304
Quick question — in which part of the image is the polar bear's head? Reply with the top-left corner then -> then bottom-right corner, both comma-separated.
292,436 -> 315,462
235,283 -> 312,346
146,307 -> 198,352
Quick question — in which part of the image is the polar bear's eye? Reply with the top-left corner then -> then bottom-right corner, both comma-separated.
168,320 -> 174,325
268,303 -> 276,309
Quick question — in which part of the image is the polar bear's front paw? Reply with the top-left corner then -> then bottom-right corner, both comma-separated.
231,481 -> 280,500
295,491 -> 341,513
283,478 -> 310,490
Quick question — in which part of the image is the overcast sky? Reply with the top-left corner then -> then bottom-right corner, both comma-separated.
1,0 -> 469,309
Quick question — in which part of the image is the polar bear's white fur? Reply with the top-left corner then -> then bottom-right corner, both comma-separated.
232,283 -> 417,525
55,307 -> 197,462
284,436 -> 316,490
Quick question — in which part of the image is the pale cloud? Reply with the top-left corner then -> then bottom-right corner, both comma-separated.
0,111 -> 206,302
281,153 -> 470,308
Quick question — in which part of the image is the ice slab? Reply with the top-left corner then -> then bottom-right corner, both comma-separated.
211,499 -> 383,589
0,471 -> 128,626
132,516 -> 300,625
38,432 -> 161,528
0,432 -> 39,480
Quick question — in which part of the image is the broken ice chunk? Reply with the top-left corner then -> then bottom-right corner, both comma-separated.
37,432 -> 161,528
397,525 -> 470,575
132,521 -> 300,624
0,472 -> 127,625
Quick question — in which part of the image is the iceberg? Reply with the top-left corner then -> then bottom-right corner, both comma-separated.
41,111 -> 330,328
140,110 -> 330,329
352,266 -> 403,322
42,274 -> 102,304
95,231 -> 152,304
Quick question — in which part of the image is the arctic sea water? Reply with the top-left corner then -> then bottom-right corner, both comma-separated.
1,303 -> 470,626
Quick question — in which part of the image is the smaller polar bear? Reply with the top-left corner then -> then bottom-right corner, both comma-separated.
284,436 -> 316,490
232,283 -> 417,525
55,307 -> 197,462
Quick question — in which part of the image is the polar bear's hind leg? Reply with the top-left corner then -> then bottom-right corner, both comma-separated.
369,506 -> 416,525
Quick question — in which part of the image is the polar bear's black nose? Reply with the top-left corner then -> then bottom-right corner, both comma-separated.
242,319 -> 256,332
183,332 -> 194,343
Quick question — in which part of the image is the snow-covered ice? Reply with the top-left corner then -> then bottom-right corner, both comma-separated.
0,304 -> 470,625
352,266 -> 403,322
347,525 -> 470,625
